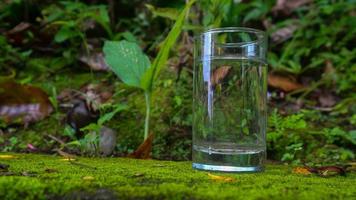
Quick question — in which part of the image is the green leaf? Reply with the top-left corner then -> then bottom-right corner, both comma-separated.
103,40 -> 151,89
141,0 -> 196,92
54,26 -> 78,43
98,104 -> 128,125
80,123 -> 100,132
121,31 -> 138,43
99,6 -> 110,23
145,4 -> 180,20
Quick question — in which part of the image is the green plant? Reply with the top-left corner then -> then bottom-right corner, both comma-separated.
2,136 -> 18,152
268,109 -> 355,164
65,103 -> 127,154
0,35 -> 31,71
81,103 -> 128,133
42,1 -> 112,43
104,0 -> 195,141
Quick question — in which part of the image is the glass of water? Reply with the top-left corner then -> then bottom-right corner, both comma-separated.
192,27 -> 267,172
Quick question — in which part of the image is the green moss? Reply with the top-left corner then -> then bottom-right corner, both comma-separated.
0,153 -> 355,200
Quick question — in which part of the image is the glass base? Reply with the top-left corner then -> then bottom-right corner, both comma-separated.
193,163 -> 263,172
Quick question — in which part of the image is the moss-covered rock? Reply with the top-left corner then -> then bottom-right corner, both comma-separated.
0,153 -> 355,200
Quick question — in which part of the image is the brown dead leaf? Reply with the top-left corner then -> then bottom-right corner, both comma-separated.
211,66 -> 231,87
318,91 -> 337,107
271,24 -> 298,44
317,166 -> 346,177
128,133 -> 154,159
80,83 -> 114,111
268,73 -> 304,92
292,167 -> 312,175
208,173 -> 236,182
0,81 -> 53,125
272,0 -> 312,15
79,52 -> 110,71
293,166 -> 346,177
6,22 -> 31,35
5,22 -> 32,45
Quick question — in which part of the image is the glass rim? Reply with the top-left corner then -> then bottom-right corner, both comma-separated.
195,27 -> 266,45
202,27 -> 265,35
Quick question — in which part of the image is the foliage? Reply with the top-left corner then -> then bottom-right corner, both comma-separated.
268,109 -> 355,165
103,0 -> 195,141
0,35 -> 31,70
42,1 -> 112,42
64,103 -> 127,155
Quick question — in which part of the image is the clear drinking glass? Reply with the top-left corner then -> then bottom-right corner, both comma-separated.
192,27 -> 267,172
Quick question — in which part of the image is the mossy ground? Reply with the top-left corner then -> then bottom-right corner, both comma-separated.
0,153 -> 355,200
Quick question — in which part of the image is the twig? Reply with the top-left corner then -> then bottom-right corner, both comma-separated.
55,148 -> 76,159
47,134 -> 65,146
68,159 -> 97,170
55,149 -> 97,170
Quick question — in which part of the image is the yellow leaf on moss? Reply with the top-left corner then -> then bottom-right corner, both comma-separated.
208,173 -> 236,182
59,158 -> 76,161
292,167 -> 312,175
82,176 -> 95,181
0,155 -> 17,159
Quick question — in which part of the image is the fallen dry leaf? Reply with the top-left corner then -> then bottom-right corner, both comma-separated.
0,81 -> 53,125
318,91 -> 337,107
79,52 -> 110,71
6,22 -> 31,35
292,167 -> 312,175
293,166 -> 346,177
271,24 -> 298,44
211,66 -> 231,87
5,22 -> 32,45
317,166 -> 346,177
208,173 -> 236,182
128,133 -> 154,159
268,73 -> 304,92
272,0 -> 312,15
0,155 -> 18,159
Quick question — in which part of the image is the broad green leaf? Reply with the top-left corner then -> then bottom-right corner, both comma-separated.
141,0 -> 196,91
103,41 -> 151,88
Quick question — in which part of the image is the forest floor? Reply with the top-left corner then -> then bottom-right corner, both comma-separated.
0,153 -> 355,200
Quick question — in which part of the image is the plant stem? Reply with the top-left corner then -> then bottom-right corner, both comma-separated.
144,92 -> 151,140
